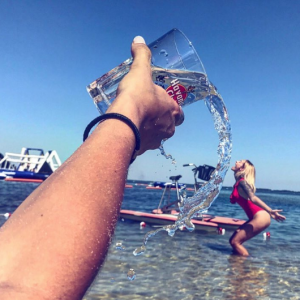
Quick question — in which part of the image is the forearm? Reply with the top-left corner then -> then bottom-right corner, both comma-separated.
250,196 -> 272,213
0,36 -> 184,300
0,119 -> 135,299
239,181 -> 272,213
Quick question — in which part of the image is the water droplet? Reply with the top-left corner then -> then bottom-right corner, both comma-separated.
115,241 -> 125,250
158,141 -> 175,161
166,226 -> 176,237
184,219 -> 195,232
159,49 -> 168,57
127,269 -> 136,281
133,245 -> 146,256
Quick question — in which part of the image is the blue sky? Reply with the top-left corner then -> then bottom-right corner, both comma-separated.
1,1 -> 299,191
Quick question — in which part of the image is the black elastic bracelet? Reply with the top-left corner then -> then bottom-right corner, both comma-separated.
83,113 -> 141,164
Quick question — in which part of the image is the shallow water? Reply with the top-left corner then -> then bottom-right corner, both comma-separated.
0,181 -> 299,299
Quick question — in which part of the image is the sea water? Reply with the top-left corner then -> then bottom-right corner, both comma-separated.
88,187 -> 299,299
1,182 -> 299,299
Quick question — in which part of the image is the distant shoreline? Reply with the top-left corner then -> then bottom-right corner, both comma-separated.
127,179 -> 300,195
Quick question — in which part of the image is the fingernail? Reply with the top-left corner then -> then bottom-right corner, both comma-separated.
133,36 -> 146,44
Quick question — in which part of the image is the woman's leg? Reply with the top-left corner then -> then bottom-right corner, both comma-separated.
229,210 -> 271,256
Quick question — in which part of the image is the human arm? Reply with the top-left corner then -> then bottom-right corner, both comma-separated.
0,36 -> 183,300
239,180 -> 286,222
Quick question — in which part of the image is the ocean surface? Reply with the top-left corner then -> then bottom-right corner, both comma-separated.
0,180 -> 299,299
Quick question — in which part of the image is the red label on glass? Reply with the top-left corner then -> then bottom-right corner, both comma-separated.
166,79 -> 187,106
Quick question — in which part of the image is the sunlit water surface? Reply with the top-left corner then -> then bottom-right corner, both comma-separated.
0,181 -> 299,299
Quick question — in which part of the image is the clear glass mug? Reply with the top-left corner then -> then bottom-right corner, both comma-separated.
86,28 -> 211,114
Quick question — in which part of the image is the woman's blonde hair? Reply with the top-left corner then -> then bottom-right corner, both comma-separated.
237,160 -> 256,192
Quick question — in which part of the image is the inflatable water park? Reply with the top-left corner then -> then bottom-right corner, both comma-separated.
0,147 -> 62,183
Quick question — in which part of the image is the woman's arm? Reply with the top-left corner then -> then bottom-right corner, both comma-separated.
239,180 -> 286,222
0,36 -> 184,300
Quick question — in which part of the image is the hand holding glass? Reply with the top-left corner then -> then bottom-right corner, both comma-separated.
87,28 -> 211,114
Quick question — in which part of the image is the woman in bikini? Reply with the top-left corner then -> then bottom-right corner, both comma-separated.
229,160 -> 286,256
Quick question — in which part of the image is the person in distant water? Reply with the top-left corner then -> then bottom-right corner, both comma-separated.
0,36 -> 184,299
229,160 -> 286,256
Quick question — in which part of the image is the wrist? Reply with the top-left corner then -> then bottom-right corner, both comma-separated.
107,94 -> 143,129
83,113 -> 140,164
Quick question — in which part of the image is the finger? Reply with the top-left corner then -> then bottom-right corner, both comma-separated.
131,36 -> 151,73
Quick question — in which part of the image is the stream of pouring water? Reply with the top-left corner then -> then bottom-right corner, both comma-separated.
133,83 -> 232,256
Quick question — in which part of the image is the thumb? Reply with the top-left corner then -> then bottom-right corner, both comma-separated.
131,36 -> 151,72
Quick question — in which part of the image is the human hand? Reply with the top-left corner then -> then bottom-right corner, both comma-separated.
107,36 -> 184,155
269,209 -> 286,222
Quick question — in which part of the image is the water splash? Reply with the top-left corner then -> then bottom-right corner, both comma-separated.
133,227 -> 166,256
134,82 -> 232,254
159,139 -> 176,164
127,268 -> 136,281
115,241 -> 125,251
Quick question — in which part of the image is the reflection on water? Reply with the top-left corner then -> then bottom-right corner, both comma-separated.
225,256 -> 270,299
